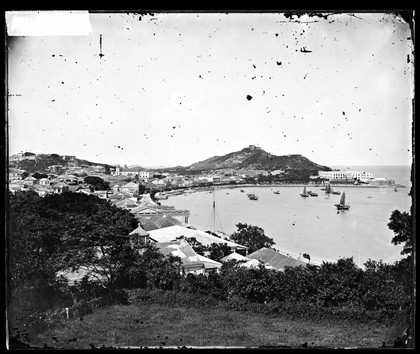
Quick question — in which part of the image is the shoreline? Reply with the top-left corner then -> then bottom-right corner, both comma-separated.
166,183 -> 406,196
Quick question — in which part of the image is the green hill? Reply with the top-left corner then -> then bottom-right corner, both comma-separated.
187,145 -> 332,172
9,153 -> 115,174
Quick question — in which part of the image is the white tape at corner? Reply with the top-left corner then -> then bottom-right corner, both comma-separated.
5,11 -> 92,36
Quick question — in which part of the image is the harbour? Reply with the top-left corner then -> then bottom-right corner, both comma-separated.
161,167 -> 412,267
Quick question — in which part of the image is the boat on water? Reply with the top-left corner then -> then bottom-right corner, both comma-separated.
334,191 -> 350,210
240,189 -> 245,192
308,191 -> 318,197
300,186 -> 309,197
207,187 -> 227,235
325,184 -> 332,195
274,190 -> 280,194
394,187 -> 398,192
331,190 -> 341,195
248,186 -> 259,200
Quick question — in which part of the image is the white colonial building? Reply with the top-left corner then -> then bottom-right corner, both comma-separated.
318,170 -> 374,182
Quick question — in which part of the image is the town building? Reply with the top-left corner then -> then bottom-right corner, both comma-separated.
246,247 -> 307,271
148,225 -> 248,255
8,168 -> 24,181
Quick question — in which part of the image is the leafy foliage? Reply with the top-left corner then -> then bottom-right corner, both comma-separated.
388,210 -> 412,255
83,176 -> 110,191
207,243 -> 231,262
229,223 -> 275,253
8,191 -> 138,290
8,191 -> 184,333
32,172 -> 49,179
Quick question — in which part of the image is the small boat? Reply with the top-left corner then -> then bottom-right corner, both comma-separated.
240,189 -> 245,192
274,190 -> 280,194
325,184 -> 332,195
394,187 -> 398,192
248,186 -> 258,200
300,186 -> 309,197
308,191 -> 318,197
331,190 -> 341,195
334,191 -> 350,210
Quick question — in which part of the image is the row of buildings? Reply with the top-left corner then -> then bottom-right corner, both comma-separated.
315,169 -> 396,186
9,173 -> 309,283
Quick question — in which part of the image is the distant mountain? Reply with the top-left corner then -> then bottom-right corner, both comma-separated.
187,145 -> 332,172
9,153 -> 115,173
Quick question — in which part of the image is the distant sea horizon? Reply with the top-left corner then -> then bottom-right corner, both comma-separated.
162,165 -> 412,266
330,165 -> 412,188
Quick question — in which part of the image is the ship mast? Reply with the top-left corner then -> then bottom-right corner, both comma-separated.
207,187 -> 224,234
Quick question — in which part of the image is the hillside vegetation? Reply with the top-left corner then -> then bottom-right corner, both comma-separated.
187,146 -> 332,172
9,153 -> 115,174
7,191 -> 414,349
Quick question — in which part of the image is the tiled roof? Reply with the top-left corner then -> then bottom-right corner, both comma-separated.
121,182 -> 139,188
155,239 -> 204,268
220,252 -> 250,262
129,225 -> 150,236
240,259 -> 263,268
246,247 -> 306,271
196,254 -> 222,269
148,225 -> 248,250
148,215 -> 185,229
52,182 -> 69,188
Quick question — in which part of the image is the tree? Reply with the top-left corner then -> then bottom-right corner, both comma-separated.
229,223 -> 275,253
302,253 -> 311,263
184,237 -> 207,256
138,183 -> 146,195
21,171 -> 29,179
388,210 -> 412,256
84,176 -> 110,191
207,243 -> 231,262
32,172 -> 48,180
8,191 -> 139,290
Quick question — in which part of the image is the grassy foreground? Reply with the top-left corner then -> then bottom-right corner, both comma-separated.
24,302 -> 405,349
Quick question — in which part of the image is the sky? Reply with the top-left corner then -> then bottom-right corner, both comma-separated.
6,11 -> 414,168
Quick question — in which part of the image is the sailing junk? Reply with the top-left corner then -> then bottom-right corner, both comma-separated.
334,191 -> 350,210
300,186 -> 309,197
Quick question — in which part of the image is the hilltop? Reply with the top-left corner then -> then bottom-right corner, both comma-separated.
9,146 -> 332,175
186,145 -> 332,173
9,153 -> 115,174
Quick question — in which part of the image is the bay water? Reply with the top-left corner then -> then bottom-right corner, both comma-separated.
161,165 -> 412,267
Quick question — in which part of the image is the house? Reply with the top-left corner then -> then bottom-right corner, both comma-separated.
148,225 -> 248,255
138,170 -> 150,181
38,178 -> 51,186
114,166 -> 142,177
93,165 -> 106,173
10,152 -> 25,161
60,175 -> 78,185
91,190 -> 112,199
129,225 -> 152,246
120,181 -> 139,194
52,182 -> 70,194
131,204 -> 190,224
8,183 -> 24,194
146,214 -> 189,229
220,251 -> 251,263
240,259 -> 263,269
32,185 -> 53,197
23,176 -> 38,186
246,247 -> 307,271
155,239 -> 222,275
114,197 -> 139,209
8,168 -> 23,181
